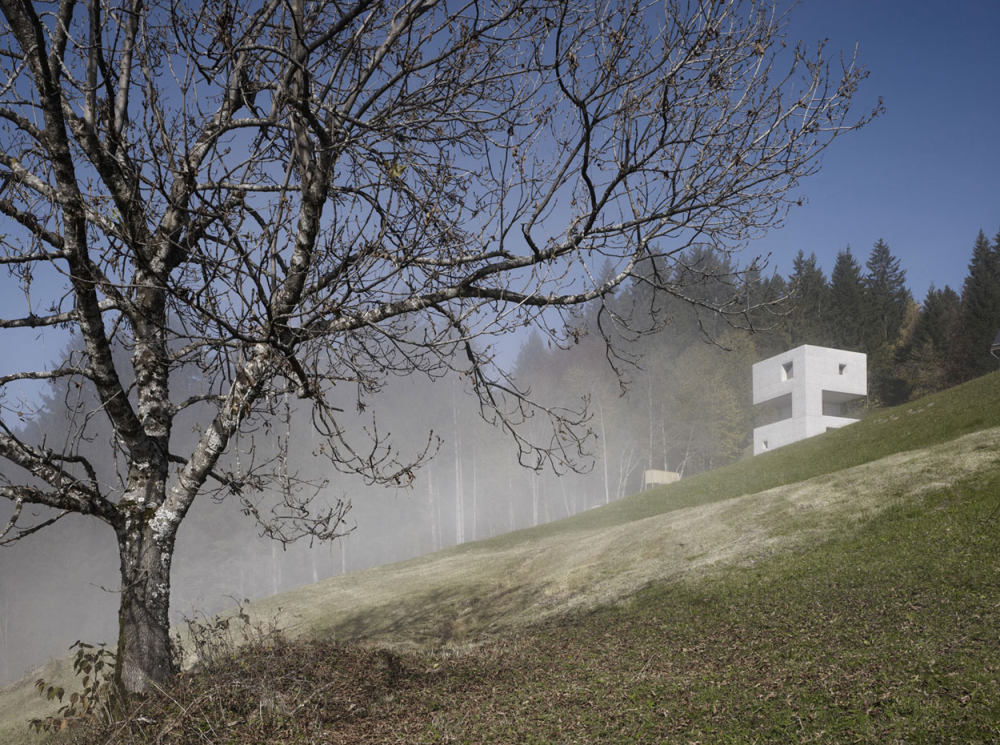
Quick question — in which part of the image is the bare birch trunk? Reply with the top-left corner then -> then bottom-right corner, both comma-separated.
647,374 -> 655,471
427,464 -> 439,552
451,385 -> 465,545
560,476 -> 573,517
471,452 -> 478,542
0,591 -> 8,684
531,474 -> 540,527
597,399 -> 611,505
507,475 -> 516,533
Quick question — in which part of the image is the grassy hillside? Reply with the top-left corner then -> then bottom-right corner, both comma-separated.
3,372 -> 999,743
246,372 -> 1000,648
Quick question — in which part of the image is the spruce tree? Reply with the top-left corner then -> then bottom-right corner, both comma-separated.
828,247 -> 866,350
864,239 -> 911,350
787,250 -> 831,346
863,239 -> 912,404
900,285 -> 963,395
959,230 -> 1000,378
750,272 -> 793,358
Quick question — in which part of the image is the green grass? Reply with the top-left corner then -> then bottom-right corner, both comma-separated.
241,373 -> 1000,650
63,462 -> 1000,744
4,372 -> 1000,743
417,470 -> 1000,744
550,370 -> 1000,532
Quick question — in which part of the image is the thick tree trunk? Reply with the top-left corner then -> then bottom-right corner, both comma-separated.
114,520 -> 177,694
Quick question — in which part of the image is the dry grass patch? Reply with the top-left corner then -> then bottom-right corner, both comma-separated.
243,427 -> 1000,651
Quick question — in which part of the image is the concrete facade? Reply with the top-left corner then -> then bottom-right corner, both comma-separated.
752,345 -> 867,455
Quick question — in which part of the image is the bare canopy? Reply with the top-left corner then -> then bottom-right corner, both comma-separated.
0,0 -> 875,693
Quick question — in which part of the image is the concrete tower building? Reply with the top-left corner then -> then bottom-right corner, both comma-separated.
752,345 -> 867,455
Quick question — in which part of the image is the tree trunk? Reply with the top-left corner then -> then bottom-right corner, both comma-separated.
451,384 -> 465,545
271,542 -> 281,596
507,474 -> 515,532
114,520 -> 177,694
530,473 -> 540,527
427,463 -> 439,552
597,399 -> 610,505
0,589 -> 8,684
470,452 -> 478,542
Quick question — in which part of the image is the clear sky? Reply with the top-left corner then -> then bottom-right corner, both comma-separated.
757,0 -> 1000,301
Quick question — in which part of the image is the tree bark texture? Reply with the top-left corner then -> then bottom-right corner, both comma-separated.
115,521 -> 177,693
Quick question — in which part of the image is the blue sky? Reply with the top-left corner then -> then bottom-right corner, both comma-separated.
757,0 -> 1000,300
1,0 -> 997,393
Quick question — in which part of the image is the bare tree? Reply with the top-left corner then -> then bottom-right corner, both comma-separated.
0,0 -> 875,694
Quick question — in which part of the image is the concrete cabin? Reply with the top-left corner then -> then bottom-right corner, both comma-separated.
752,345 -> 867,456
643,469 -> 681,489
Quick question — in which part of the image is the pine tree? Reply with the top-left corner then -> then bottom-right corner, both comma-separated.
959,230 -> 1000,378
900,285 -> 963,396
828,247 -> 866,350
750,272 -> 793,358
863,239 -> 912,404
787,250 -> 831,346
864,239 -> 911,350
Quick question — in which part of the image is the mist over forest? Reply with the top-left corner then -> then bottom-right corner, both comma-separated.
2,228 -> 999,687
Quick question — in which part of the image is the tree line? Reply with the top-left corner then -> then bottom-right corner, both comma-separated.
501,224 -> 1000,492
774,229 -> 1000,404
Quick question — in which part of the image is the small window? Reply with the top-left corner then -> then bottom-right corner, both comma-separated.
781,362 -> 794,381
761,439 -> 769,450
839,363 -> 847,375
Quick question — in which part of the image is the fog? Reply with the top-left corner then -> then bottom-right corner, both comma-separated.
0,281 -> 762,688
0,465 -> 609,687
0,374 -> 611,686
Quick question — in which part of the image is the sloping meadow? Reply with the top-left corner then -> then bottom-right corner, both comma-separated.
243,373 -> 1000,649
3,373 -> 1000,743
